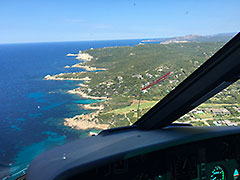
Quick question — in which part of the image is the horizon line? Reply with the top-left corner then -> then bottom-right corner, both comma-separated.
0,31 -> 237,45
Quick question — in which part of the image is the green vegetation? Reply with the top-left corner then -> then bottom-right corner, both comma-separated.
57,41 -> 240,128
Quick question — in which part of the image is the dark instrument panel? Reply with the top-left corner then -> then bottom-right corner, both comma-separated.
70,134 -> 240,180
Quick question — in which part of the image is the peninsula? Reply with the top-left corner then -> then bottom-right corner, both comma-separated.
44,37 -> 240,130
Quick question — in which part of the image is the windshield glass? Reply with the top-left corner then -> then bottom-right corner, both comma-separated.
176,80 -> 240,126
0,0 -> 239,179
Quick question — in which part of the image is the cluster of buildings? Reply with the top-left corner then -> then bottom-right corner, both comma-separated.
213,120 -> 237,126
190,108 -> 231,115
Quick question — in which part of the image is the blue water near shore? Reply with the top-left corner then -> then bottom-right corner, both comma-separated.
0,39 -> 141,179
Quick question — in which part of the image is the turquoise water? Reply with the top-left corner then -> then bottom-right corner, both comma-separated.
0,39 -> 141,179
9,131 -> 66,180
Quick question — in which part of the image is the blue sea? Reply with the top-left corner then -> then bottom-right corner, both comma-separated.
0,39 -> 141,179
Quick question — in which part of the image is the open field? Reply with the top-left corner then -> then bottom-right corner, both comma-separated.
108,101 -> 158,114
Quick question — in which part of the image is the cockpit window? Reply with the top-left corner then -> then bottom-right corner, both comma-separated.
176,80 -> 240,126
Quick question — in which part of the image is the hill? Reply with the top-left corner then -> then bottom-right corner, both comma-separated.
142,32 -> 237,44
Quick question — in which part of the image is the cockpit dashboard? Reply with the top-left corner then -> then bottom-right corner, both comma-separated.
27,126 -> 240,180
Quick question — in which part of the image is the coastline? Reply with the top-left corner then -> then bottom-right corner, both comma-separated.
44,74 -> 91,81
45,51 -> 109,131
64,112 -> 110,130
67,88 -> 108,100
67,51 -> 93,61
77,83 -> 88,87
71,63 -> 107,71
64,104 -> 107,131
79,104 -> 104,110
